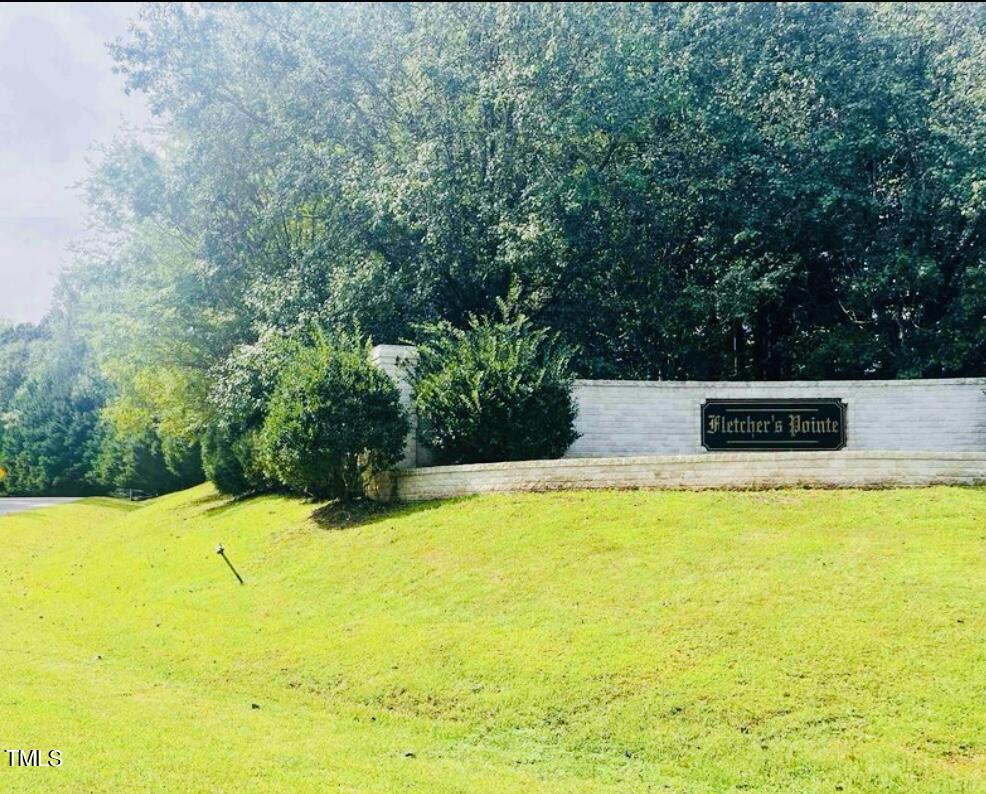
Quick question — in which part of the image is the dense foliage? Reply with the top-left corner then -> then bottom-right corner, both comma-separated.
0,313 -> 203,496
0,324 -> 106,496
1,3 -> 984,494
199,332 -> 296,494
0,322 -> 44,463
200,426 -> 260,497
258,332 -> 409,498
412,291 -> 579,463
94,2 -> 985,380
91,423 -> 202,495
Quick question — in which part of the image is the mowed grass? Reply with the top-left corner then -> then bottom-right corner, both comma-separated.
0,486 -> 983,792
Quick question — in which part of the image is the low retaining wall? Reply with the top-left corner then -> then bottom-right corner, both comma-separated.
392,451 -> 986,501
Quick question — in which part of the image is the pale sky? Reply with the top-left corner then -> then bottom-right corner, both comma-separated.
0,2 -> 148,325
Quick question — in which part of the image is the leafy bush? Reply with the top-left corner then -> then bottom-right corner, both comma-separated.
202,332 -> 294,495
411,294 -> 579,464
258,331 -> 408,499
200,425 -> 261,496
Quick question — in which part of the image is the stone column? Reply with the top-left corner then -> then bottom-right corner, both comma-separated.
369,344 -> 419,468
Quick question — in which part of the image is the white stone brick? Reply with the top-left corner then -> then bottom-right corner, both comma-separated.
391,452 -> 986,501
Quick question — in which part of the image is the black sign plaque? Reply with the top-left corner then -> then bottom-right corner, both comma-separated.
701,399 -> 846,451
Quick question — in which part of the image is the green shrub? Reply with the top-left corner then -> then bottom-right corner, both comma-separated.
258,331 -> 408,499
201,425 -> 258,496
411,294 -> 579,464
202,332 -> 294,495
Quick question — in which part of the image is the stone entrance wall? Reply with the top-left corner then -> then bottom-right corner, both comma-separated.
369,344 -> 986,499
568,377 -> 986,458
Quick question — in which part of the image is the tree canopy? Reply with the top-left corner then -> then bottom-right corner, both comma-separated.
93,2 -> 985,380
1,2 -> 984,494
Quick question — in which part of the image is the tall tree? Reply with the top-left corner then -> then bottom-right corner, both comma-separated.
0,313 -> 106,496
76,2 -> 985,383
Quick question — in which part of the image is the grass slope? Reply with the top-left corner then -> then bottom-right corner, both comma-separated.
0,485 -> 984,792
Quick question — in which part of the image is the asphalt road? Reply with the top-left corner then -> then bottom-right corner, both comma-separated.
0,497 -> 82,517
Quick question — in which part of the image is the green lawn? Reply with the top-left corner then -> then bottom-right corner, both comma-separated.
0,485 -> 983,792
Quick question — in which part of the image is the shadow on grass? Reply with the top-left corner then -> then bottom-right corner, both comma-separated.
188,491 -> 229,510
193,490 -> 278,520
186,486 -> 481,530
310,495 -> 477,530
